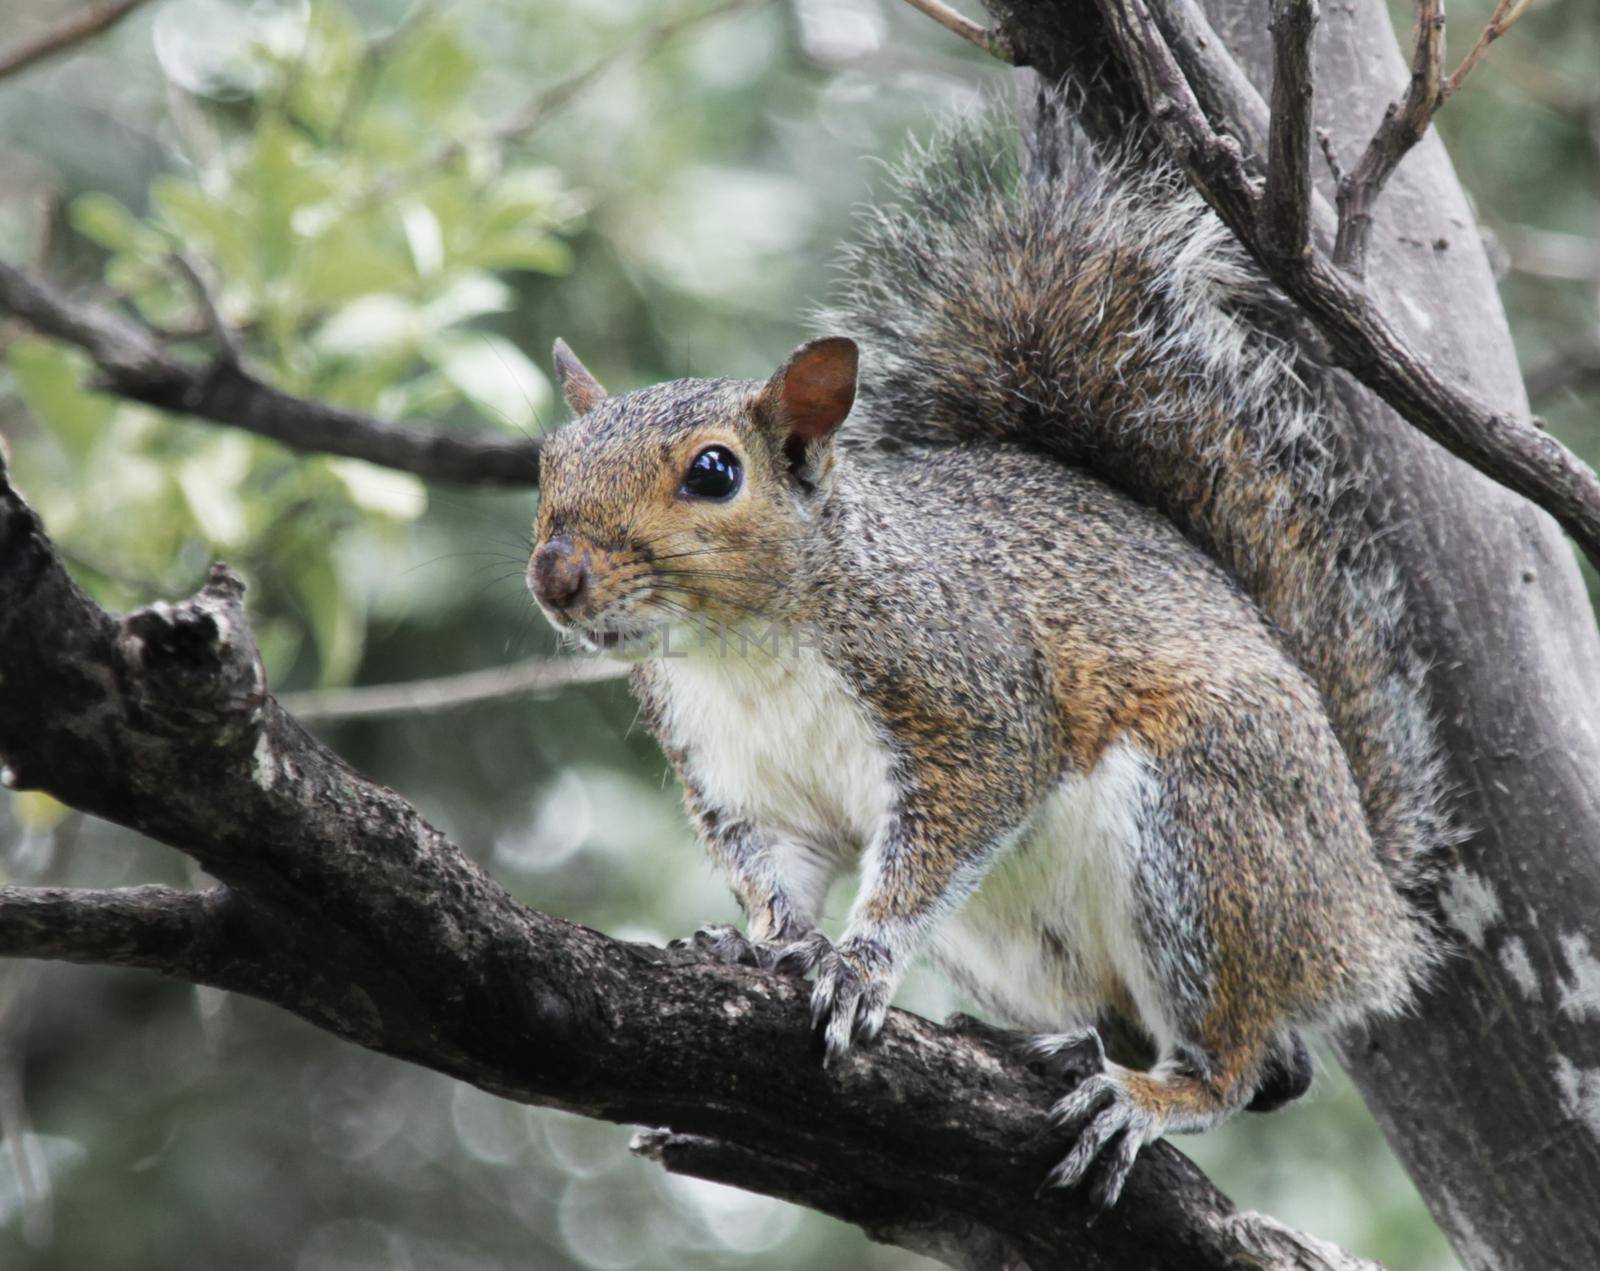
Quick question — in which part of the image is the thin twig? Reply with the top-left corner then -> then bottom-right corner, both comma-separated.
280,656 -> 627,723
362,0 -> 758,208
1443,0 -> 1535,101
898,0 -> 1014,61
0,0 -> 155,82
1316,127 -> 1346,185
1331,0 -> 1445,275
169,252 -> 242,368
1263,0 -> 1319,261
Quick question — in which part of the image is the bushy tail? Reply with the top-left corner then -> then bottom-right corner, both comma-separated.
825,114 -> 1451,892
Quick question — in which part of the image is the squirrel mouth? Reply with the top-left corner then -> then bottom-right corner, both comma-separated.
568,618 -> 660,659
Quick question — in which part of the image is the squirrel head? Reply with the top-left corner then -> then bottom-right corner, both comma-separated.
528,337 -> 858,655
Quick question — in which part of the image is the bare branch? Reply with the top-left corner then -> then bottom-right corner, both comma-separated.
280,655 -> 628,723
1078,0 -> 1600,579
0,885 -> 225,975
0,423 -> 1369,1271
494,0 -> 762,144
1332,0 -> 1445,274
1263,0 -> 1319,262
899,0 -> 1014,62
0,0 -> 154,82
0,260 -> 540,487
1443,0 -> 1536,101
169,252 -> 242,368
1316,127 -> 1346,187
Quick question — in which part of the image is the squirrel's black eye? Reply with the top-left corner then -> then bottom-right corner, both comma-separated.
681,445 -> 742,501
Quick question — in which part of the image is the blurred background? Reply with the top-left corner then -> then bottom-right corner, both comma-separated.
0,0 -> 1594,1267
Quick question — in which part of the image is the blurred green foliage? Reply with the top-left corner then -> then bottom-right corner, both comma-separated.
0,0 -> 1594,1267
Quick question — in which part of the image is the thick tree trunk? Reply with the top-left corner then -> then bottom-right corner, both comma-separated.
993,2 -> 1600,1267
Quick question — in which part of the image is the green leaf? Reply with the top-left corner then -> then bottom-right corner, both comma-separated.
294,552 -> 365,688
70,192 -> 158,253
315,294 -> 423,357
463,231 -> 575,275
418,272 -> 512,331
175,435 -> 254,546
424,331 -> 551,432
295,218 -> 412,308
402,201 -> 445,278
284,0 -> 366,137
384,22 -> 478,115
325,458 -> 427,521
150,176 -> 255,285
6,337 -> 116,461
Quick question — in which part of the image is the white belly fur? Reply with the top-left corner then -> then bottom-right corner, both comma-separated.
929,742 -> 1168,1040
655,640 -> 1162,1040
652,635 -> 895,905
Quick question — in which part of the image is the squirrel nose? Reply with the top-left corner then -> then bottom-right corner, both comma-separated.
531,535 -> 589,613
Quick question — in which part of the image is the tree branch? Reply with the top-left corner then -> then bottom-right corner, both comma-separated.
1263,0 -> 1318,261
1332,0 -> 1444,275
1442,0 -> 1536,102
0,431 -> 1363,1268
0,261 -> 540,486
0,885 -> 224,975
1325,0 -> 1536,275
898,0 -> 1014,61
1040,0 -> 1600,579
0,0 -> 154,82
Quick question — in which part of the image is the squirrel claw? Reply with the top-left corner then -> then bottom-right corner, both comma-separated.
1043,1069 -> 1156,1210
777,932 -> 894,1066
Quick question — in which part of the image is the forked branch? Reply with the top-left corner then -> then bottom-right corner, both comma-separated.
1330,0 -> 1538,274
1332,0 -> 1445,274
989,0 -> 1600,578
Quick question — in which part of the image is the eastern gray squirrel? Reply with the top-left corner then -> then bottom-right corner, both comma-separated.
526,113 -> 1448,1206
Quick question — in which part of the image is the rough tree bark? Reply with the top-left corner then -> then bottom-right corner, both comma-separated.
0,461 -> 1374,1270
988,1 -> 1600,1268
1,1 -> 1597,1268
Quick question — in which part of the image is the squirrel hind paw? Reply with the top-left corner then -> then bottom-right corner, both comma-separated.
1020,1026 -> 1106,1085
1043,1071 -> 1158,1210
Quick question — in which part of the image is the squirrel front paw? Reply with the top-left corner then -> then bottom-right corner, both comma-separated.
776,931 -> 894,1066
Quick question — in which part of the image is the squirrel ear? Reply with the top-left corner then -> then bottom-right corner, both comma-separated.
757,337 -> 858,445
553,338 -> 608,415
